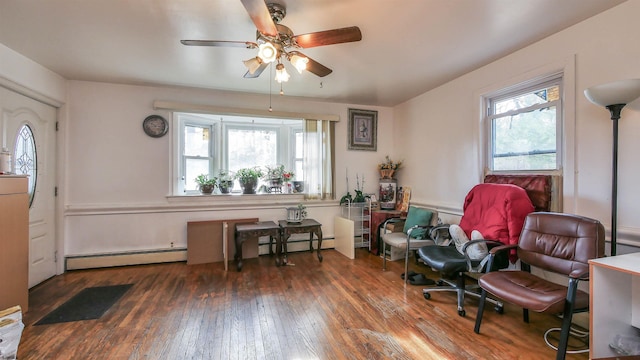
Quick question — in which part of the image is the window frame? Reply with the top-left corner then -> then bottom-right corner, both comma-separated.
178,116 -> 216,195
484,76 -> 564,174
174,112 -> 303,195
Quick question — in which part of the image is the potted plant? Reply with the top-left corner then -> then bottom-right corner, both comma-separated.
353,174 -> 367,203
194,174 -> 217,195
265,164 -> 295,193
286,203 -> 307,223
217,170 -> 234,194
378,155 -> 403,179
265,164 -> 285,187
235,166 -> 264,194
340,174 -> 367,204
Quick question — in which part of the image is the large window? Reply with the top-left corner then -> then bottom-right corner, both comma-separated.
175,112 -> 333,198
486,76 -> 562,172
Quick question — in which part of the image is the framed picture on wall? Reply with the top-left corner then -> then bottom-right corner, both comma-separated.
348,108 -> 377,151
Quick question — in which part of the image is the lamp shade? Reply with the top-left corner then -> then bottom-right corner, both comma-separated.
243,57 -> 263,75
289,53 -> 308,74
275,63 -> 290,83
257,43 -> 277,63
584,79 -> 640,107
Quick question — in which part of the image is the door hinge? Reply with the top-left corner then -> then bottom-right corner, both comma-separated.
54,186 -> 58,197
54,251 -> 58,263
55,121 -> 59,131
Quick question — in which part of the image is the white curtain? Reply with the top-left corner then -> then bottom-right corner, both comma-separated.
303,119 -> 335,200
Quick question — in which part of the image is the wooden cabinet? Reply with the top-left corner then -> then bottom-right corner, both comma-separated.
186,218 -> 258,270
0,176 -> 29,312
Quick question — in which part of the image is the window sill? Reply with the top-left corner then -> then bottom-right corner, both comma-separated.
166,192 -> 306,207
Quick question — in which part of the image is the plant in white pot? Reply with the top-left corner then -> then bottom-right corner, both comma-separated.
194,174 -> 217,195
235,166 -> 264,194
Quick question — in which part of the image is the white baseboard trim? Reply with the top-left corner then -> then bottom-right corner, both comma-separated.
65,239 -> 337,271
65,248 -> 187,271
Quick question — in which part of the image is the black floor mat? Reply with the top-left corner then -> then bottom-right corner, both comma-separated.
35,284 -> 133,325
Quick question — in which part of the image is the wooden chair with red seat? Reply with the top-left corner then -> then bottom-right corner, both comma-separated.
473,212 -> 605,360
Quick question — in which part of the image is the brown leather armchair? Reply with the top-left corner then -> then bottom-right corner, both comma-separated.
473,212 -> 605,360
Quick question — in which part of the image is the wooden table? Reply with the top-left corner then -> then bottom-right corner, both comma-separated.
234,221 -> 281,271
278,219 -> 323,264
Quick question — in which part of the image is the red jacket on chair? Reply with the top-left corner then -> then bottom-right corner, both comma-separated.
458,183 -> 534,263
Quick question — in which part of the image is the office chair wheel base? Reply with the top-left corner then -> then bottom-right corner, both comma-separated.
458,309 -> 466,317
423,292 -> 431,300
494,305 -> 504,314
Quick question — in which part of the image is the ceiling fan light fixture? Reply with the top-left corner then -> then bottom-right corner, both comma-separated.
289,53 -> 309,74
243,57 -> 263,75
258,42 -> 277,63
275,63 -> 290,83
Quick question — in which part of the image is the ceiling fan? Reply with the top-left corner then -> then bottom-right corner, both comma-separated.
180,0 -> 362,81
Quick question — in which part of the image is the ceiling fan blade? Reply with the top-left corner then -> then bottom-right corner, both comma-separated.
293,26 -> 362,48
240,0 -> 278,37
296,53 -> 332,77
181,40 -> 258,48
243,62 -> 269,78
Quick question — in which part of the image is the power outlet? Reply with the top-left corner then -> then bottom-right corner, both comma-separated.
170,242 -> 174,248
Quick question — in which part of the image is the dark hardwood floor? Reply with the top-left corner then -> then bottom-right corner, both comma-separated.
18,249 -> 590,359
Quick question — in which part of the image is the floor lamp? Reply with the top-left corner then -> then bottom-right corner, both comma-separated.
584,79 -> 640,256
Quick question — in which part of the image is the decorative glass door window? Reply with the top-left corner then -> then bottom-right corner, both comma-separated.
14,124 -> 37,206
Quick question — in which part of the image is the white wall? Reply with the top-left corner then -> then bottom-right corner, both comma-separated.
394,1 -> 640,250
61,80 -> 395,257
0,43 -> 66,105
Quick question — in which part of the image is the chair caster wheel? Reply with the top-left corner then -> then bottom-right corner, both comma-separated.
436,280 -> 445,286
494,305 -> 504,314
458,309 -> 466,317
423,292 -> 431,300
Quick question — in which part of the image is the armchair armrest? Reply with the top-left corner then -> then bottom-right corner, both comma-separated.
488,243 -> 518,255
461,239 -> 503,273
406,224 -> 433,239
405,225 -> 435,257
569,268 -> 589,280
428,225 -> 451,245
461,239 -> 503,253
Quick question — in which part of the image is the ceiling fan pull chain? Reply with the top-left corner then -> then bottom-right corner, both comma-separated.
269,64 -> 273,112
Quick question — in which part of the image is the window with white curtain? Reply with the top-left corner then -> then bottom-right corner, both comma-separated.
174,112 -> 334,199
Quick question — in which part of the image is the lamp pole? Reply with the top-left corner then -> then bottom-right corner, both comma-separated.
606,104 -> 625,256
585,79 -> 640,257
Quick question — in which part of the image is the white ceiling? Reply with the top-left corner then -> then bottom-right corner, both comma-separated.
0,0 -> 626,107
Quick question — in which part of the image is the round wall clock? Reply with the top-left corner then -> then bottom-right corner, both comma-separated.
142,115 -> 169,138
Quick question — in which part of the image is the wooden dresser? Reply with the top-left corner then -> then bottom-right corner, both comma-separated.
0,176 -> 29,311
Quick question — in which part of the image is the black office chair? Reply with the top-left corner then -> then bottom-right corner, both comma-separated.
417,183 -> 535,316
417,239 -> 507,317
